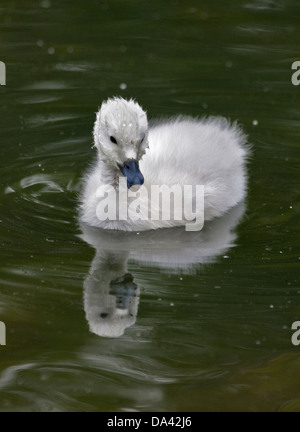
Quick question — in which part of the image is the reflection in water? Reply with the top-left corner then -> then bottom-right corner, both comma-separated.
83,250 -> 140,338
80,203 -> 246,338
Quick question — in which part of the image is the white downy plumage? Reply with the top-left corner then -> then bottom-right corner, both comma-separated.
80,97 -> 249,231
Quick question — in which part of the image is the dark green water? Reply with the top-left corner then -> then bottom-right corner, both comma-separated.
0,0 -> 299,412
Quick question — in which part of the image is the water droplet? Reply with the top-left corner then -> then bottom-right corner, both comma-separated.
120,83 -> 127,90
252,119 -> 258,126
36,40 -> 44,47
48,47 -> 55,55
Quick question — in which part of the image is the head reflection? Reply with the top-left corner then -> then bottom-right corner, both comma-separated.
80,203 -> 246,338
83,249 -> 140,338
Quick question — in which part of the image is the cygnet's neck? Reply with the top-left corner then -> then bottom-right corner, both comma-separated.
98,158 -> 119,189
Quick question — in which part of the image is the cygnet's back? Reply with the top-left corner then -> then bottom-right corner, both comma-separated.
141,116 -> 249,220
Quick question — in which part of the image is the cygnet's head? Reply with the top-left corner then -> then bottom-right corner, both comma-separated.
93,97 -> 149,188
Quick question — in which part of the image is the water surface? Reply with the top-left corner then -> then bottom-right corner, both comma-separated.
0,0 -> 299,412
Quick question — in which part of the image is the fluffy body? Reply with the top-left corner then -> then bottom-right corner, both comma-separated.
80,98 -> 249,231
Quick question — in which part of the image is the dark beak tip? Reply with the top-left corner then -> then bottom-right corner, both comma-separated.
127,177 -> 144,189
119,159 -> 144,189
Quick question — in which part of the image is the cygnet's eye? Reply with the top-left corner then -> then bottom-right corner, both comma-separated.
140,136 -> 145,144
110,136 -> 118,144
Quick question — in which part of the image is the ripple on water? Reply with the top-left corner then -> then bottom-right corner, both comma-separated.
0,360 -> 165,412
16,95 -> 63,105
20,81 -> 67,90
25,114 -> 82,129
53,62 -> 96,72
